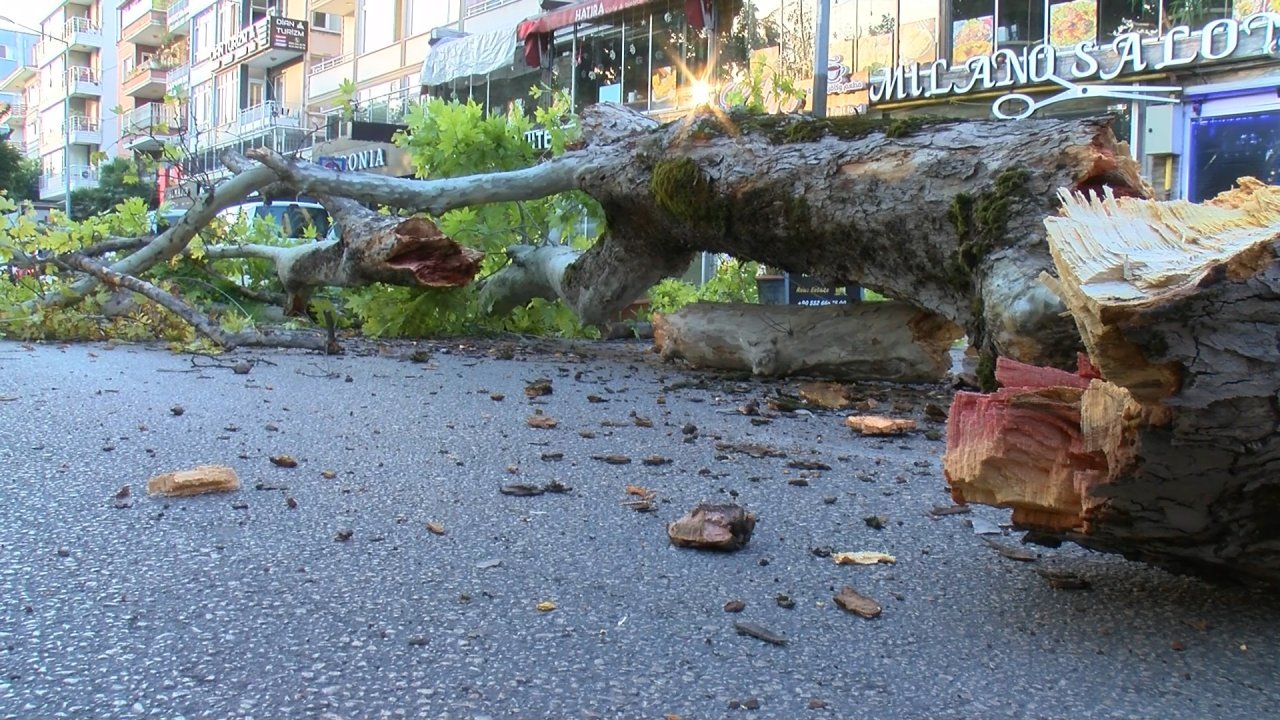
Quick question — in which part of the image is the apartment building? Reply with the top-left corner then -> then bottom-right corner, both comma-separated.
0,0 -> 120,204
0,28 -> 41,147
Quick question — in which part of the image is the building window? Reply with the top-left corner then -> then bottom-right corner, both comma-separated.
361,0 -> 400,51
409,0 -> 454,37
312,12 -> 341,32
0,46 -> 10,61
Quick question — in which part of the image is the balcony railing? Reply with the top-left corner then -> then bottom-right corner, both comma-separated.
464,0 -> 521,18
309,53 -> 352,75
124,104 -> 183,133
120,0 -> 171,30
68,115 -> 99,133
64,16 -> 100,37
233,101 -> 306,131
68,66 -> 100,85
39,164 -> 99,198
167,0 -> 190,31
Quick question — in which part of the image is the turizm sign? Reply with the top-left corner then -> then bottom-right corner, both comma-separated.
870,12 -> 1280,118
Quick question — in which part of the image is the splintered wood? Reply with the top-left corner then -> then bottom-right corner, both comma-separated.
947,181 -> 1280,584
147,465 -> 241,496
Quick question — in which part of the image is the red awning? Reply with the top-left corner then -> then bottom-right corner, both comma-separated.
518,0 -> 653,38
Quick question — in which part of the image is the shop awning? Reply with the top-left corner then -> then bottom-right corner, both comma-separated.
419,28 -> 519,87
517,0 -> 721,39
517,0 -> 651,38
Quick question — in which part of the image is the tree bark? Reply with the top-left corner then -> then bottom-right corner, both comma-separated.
652,301 -> 962,382
945,180 -> 1280,584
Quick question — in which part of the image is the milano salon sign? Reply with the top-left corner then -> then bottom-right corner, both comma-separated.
870,13 -> 1280,116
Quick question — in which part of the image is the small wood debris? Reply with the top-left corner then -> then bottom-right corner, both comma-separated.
536,601 -> 557,612
334,527 -> 354,542
668,503 -> 756,551
540,452 -> 564,461
285,496 -> 298,509
863,514 -> 888,530
924,403 -> 949,421
723,600 -> 746,613
426,522 -> 446,535
981,536 -> 1038,561
169,405 -> 185,416
928,504 -> 971,517
269,455 -> 298,468
798,381 -> 850,410
832,551 -> 896,566
490,393 -> 505,401
1036,567 -> 1092,590
623,485 -> 657,512
642,456 -> 672,466
833,585 -> 882,618
524,378 -> 553,398
500,483 -> 545,497
844,415 -> 917,435
733,621 -> 786,646
587,394 -> 607,403
147,465 -> 240,497
592,454 -> 632,465
714,441 -> 786,458
632,414 -> 654,428
775,593 -> 795,609
526,413 -> 558,429
788,460 -> 831,471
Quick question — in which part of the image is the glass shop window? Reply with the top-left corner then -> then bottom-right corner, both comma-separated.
622,14 -> 651,110
1189,110 -> 1280,202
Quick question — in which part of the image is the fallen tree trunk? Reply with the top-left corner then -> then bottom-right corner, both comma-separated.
946,180 -> 1280,584
234,107 -> 1145,365
653,301 -> 962,382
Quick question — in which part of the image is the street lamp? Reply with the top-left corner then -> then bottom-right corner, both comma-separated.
0,15 -> 74,217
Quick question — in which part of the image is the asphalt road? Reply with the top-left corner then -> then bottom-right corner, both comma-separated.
0,339 -> 1277,720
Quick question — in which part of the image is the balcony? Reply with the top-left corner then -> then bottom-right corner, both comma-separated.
0,46 -> 37,91
166,62 -> 191,93
464,0 -> 522,18
3,103 -> 27,126
39,165 -> 99,201
67,115 -> 102,146
121,1 -> 170,46
167,0 -> 190,34
62,16 -> 103,52
124,104 -> 183,151
308,54 -> 353,99
309,0 -> 355,17
67,67 -> 102,98
123,60 -> 169,99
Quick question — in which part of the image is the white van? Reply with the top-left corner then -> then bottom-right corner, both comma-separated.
216,200 -> 333,241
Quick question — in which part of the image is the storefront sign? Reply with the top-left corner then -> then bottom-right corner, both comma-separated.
311,140 -> 412,177
317,147 -> 387,172
574,2 -> 606,22
871,12 -> 1280,116
789,276 -> 857,306
213,17 -> 309,69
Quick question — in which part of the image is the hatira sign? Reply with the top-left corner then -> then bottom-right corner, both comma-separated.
870,12 -> 1280,113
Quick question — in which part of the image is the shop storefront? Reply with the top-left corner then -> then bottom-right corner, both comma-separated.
866,3 -> 1280,201
310,138 -> 415,179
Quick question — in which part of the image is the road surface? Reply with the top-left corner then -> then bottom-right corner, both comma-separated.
0,339 -> 1276,719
